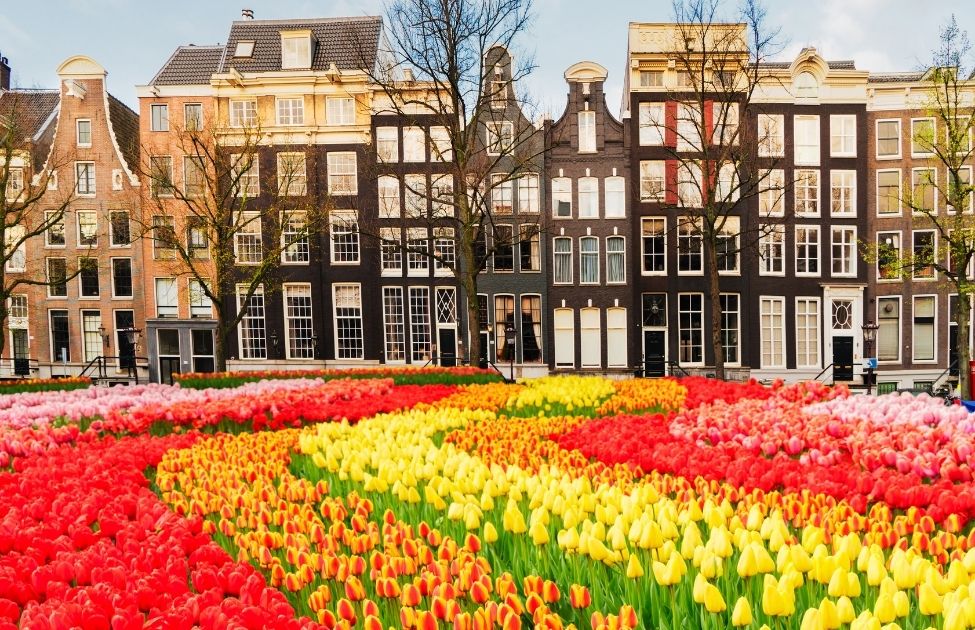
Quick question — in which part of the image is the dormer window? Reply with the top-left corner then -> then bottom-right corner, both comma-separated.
795,72 -> 818,99
234,41 -> 255,58
281,31 -> 314,70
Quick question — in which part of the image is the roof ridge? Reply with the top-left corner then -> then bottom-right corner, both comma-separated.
231,15 -> 381,26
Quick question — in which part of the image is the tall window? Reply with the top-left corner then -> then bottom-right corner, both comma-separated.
328,152 -> 357,195
277,152 -> 307,196
281,34 -> 312,69
638,103 -> 665,146
76,119 -> 91,146
234,212 -> 263,264
876,120 -> 901,158
432,175 -> 453,217
677,162 -> 702,207
409,287 -> 432,362
716,218 -> 739,273
150,104 -> 169,131
493,225 -> 514,271
229,100 -> 257,128
184,103 -> 203,131
720,294 -> 740,364
46,212 -> 66,247
913,230 -> 936,279
795,298 -> 820,368
378,175 -> 401,218
642,293 -> 667,328
403,127 -> 425,162
231,153 -> 259,197
606,307 -> 627,368
187,218 -> 209,260
758,114 -> 784,157
281,211 -> 309,263
759,169 -> 785,216
578,177 -> 598,218
716,163 -> 739,201
238,286 -> 266,359
5,167 -> 23,201
434,228 -> 456,274
677,218 -> 702,273
878,297 -> 901,362
605,176 -> 625,217
912,168 -> 937,214
580,236 -> 599,284
519,225 -> 539,272
183,156 -> 205,197
640,161 -> 665,202
519,174 -> 539,213
950,167 -> 974,213
4,226 -> 24,272
79,258 -> 98,298
189,279 -> 212,318
111,258 -> 133,297
829,115 -> 856,156
794,115 -> 820,165
407,229 -> 428,275
382,287 -> 406,362
276,97 -> 304,125
760,296 -> 785,368
552,177 -> 572,217
486,122 -> 513,155
677,103 -> 702,151
713,102 -> 739,145
913,296 -> 936,362
284,284 -> 314,359
149,157 -> 174,197
520,295 -> 543,363
877,232 -> 901,280
831,226 -> 856,277
678,293 -> 703,364
877,170 -> 901,215
578,111 -> 596,152
47,258 -> 67,297
404,174 -> 427,218
330,212 -> 360,264
81,311 -> 102,362
911,118 -> 936,156
491,174 -> 513,214
795,169 -> 820,216
795,226 -> 820,276
429,126 -> 452,161
76,162 -> 95,195
493,295 -> 515,362
642,218 -> 665,273
333,284 -> 363,360
377,127 -> 399,162
607,236 -> 625,284
830,171 -> 856,216
580,308 -> 601,368
155,278 -> 177,317
326,97 -> 355,125
759,225 -> 785,275
380,228 -> 402,274
50,310 -> 70,362
553,237 -> 572,284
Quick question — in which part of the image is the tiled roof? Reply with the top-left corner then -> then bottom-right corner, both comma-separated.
760,60 -> 857,70
107,94 -> 140,173
868,71 -> 926,83
219,16 -> 382,74
150,45 -> 224,86
0,90 -> 59,141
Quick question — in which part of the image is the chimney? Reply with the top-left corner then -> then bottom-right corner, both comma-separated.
0,54 -> 10,91
241,8 -> 254,19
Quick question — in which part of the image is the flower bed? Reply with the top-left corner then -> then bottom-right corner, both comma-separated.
0,376 -> 90,395
174,366 -> 503,389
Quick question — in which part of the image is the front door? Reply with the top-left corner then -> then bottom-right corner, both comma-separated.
833,336 -> 854,381
159,357 -> 181,385
438,328 -> 457,367
157,329 -> 181,385
643,330 -> 666,377
479,331 -> 490,368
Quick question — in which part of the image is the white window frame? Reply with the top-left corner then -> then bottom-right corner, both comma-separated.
794,115 -> 820,166
552,177 -> 572,217
376,126 -> 399,163
677,103 -> 702,152
110,257 -> 133,298
407,228 -> 429,276
758,114 -> 784,157
795,297 -> 821,369
326,97 -> 355,126
76,119 -> 92,147
829,170 -> 857,217
606,236 -> 625,284
231,153 -> 259,198
716,216 -> 740,275
281,33 -> 312,70
75,161 -> 95,196
641,217 -> 666,275
491,173 -> 513,214
382,286 -> 407,363
912,229 -> 937,280
332,283 -> 364,360
327,152 -> 358,195
604,176 -> 625,217
578,177 -> 598,218
429,126 -> 452,162
877,296 -> 902,364
677,216 -> 703,275
378,175 -> 401,218
912,295 -> 937,363
640,161 -> 665,203
795,224 -> 821,277
283,283 -> 314,360
876,169 -> 902,216
234,211 -> 263,264
876,231 -> 902,282
155,277 -> 178,318
380,228 -> 402,276
237,284 -> 267,359
830,226 -> 857,278
578,110 -> 596,153
553,236 -> 572,284
330,211 -> 360,265
876,119 -> 902,159
276,97 -> 305,126
579,236 -> 599,285
677,293 -> 704,366
638,103 -> 665,146
911,117 -> 936,157
829,115 -> 856,157
759,224 -> 785,277
760,296 -> 786,369
4,225 -> 25,273
518,174 -> 540,213
188,279 -> 212,318
759,169 -> 785,217
280,210 -> 309,264
713,102 -> 739,146
229,100 -> 257,128
150,104 -> 169,132
720,293 -> 741,366
276,152 -> 307,196
403,126 -> 425,162
486,121 -> 514,156
911,167 -> 938,215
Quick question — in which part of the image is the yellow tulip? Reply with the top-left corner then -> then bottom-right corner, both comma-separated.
799,609 -> 820,630
918,582 -> 942,616
483,522 -> 499,544
836,596 -> 855,624
873,593 -> 895,624
703,583 -> 726,613
738,543 -> 759,578
693,574 -> 708,604
626,553 -> 644,579
731,597 -> 752,626
819,597 -> 840,629
892,590 -> 909,618
530,521 -> 549,546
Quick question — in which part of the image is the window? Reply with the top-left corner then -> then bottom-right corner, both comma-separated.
578,177 -> 598,218
554,308 -> 575,367
3,225 -> 24,272
150,104 -> 169,131
378,175 -> 401,218
521,295 -> 543,363
831,227 -> 856,277
758,114 -> 784,157
409,287 -> 431,362
913,296 -> 936,362
552,177 -> 572,217
795,72 -> 818,99
184,103 -> 203,131
795,226 -> 820,276
327,152 -> 357,195
638,103 -> 665,146
487,122 -> 514,155
231,153 -> 259,197
493,225 -> 514,272
383,287 -> 406,362
276,97 -> 304,126
794,116 -> 820,165
830,171 -> 856,216
605,307 -> 627,368
330,212 -> 359,264
238,286 -> 267,359
759,225 -> 785,275
155,278 -> 177,318
720,294 -> 740,365
50,310 -> 69,362
580,308 -> 601,368
578,111 -> 596,152
403,127 -> 425,162
950,167 -> 974,213
326,97 -> 355,126
913,230 -> 936,279
491,174 -> 513,214
795,169 -> 820,216
519,174 -> 539,213
760,296 -> 785,368
407,228 -> 428,275
284,284 -> 314,360
380,228 -> 402,275
494,295 -> 515,362
677,72 -> 694,88
183,156 -> 205,197
877,232 -> 901,280
876,120 -> 901,158
404,174 -> 427,218
795,298 -> 820,368
829,115 -> 856,156
281,211 -> 309,263
76,119 -> 91,146
716,163 -> 739,202
604,176 -> 625,217
607,236 -> 625,284
377,127 -> 398,162
429,126 -> 451,162
640,161 -> 665,202
75,162 -> 95,195
5,167 -> 23,200
490,80 -> 507,108
234,212 -> 263,264
642,218 -> 666,274
281,33 -> 312,69
189,279 -> 211,318
188,218 -> 209,260
112,258 -> 132,297
912,118 -> 936,156
277,152 -> 307,196
716,217 -> 739,274
149,157 -> 173,197
81,311 -> 102,362
642,293 -> 667,327
234,40 -> 255,57
230,100 -> 257,128
46,257 -> 67,297
713,102 -> 738,145
877,170 -> 901,215
109,211 -> 130,246
519,225 -> 539,272
46,212 -> 65,247
190,330 -> 214,373
878,297 -> 901,362
152,216 -> 176,259
431,175 -> 453,217
677,162 -> 702,207
434,228 -> 456,275
580,236 -> 599,284
677,217 -> 702,274
640,71 -> 664,87
677,103 -> 702,151
8,295 -> 26,323
912,168 -> 937,214
678,294 -> 703,364
759,169 -> 785,216
553,237 -> 572,284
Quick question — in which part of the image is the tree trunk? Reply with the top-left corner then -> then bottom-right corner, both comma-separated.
461,271 -> 481,368
214,319 -> 228,373
959,284 -> 971,400
706,238 -> 725,380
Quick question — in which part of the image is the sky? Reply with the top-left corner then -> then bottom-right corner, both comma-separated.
2,0 -> 974,116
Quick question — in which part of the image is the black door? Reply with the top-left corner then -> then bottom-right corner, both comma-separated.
438,328 -> 457,367
478,331 -> 490,368
643,330 -> 666,377
833,336 -> 854,381
116,311 -> 136,369
950,323 -> 959,376
159,357 -> 180,385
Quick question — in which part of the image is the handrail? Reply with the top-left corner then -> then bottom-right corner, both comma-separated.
814,363 -> 834,384
667,360 -> 690,378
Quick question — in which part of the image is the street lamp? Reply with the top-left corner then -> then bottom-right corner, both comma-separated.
862,321 -> 880,395
98,325 -> 110,350
504,324 -> 517,383
118,327 -> 141,384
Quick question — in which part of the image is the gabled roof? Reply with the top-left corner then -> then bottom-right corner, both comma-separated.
867,71 -> 927,84
150,45 -> 224,86
760,60 -> 857,70
0,90 -> 59,141
107,95 -> 140,174
218,16 -> 382,74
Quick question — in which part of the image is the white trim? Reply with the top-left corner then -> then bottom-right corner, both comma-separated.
875,118 -> 902,160
911,294 -> 938,364
103,88 -> 140,185
877,295 -> 902,365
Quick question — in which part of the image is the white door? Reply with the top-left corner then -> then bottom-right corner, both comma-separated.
606,308 -> 627,368
580,308 -> 601,368
554,308 -> 575,367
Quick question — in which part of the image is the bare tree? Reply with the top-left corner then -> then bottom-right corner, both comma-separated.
138,114 -> 328,371
360,0 -> 543,365
653,0 -> 784,379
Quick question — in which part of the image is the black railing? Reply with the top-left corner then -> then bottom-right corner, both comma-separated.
814,363 -> 834,384
78,356 -> 148,383
931,360 -> 960,393
668,361 -> 690,378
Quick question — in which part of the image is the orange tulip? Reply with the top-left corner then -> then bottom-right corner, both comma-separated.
344,575 -> 366,601
570,584 -> 592,609
362,615 -> 382,630
525,593 -> 545,615
336,598 -> 357,624
472,608 -> 491,630
470,580 -> 491,604
619,605 -> 638,629
317,609 -> 337,630
432,595 -> 450,620
400,606 -> 416,629
417,610 -> 438,630
454,612 -> 473,630
542,580 -> 560,603
362,599 -> 379,618
523,575 -> 543,596
465,533 -> 482,553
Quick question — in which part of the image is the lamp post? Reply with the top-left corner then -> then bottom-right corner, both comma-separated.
862,320 -> 880,395
98,325 -> 110,351
504,324 -> 516,383
118,327 -> 141,384
270,331 -> 279,357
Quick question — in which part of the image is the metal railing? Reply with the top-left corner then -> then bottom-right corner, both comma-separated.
931,360 -> 960,394
667,361 -> 690,378
78,355 -> 147,384
814,363 -> 834,385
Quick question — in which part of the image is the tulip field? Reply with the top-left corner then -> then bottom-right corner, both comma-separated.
6,372 -> 975,629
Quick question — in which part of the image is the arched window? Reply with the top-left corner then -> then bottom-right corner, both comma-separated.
795,71 -> 818,98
